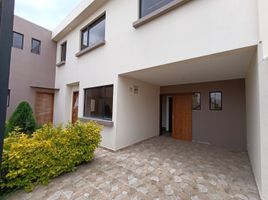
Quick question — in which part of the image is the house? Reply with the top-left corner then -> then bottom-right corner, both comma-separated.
7,16 -> 57,125
51,0 -> 268,199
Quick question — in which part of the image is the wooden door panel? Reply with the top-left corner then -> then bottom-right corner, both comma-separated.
72,92 -> 79,123
35,92 -> 54,125
172,94 -> 192,141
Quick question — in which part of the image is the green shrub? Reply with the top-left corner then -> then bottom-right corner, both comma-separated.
0,121 -> 102,192
5,101 -> 36,136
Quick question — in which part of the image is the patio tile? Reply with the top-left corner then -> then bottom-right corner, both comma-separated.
3,136 -> 260,200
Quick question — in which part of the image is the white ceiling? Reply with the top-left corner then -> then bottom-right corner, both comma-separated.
121,46 -> 257,86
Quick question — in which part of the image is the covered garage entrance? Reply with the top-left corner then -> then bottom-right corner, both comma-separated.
120,45 -> 256,151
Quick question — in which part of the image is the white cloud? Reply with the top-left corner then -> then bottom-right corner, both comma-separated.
14,0 -> 81,30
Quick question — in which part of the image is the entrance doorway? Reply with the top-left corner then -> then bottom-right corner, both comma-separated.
172,94 -> 192,141
72,91 -> 79,123
160,94 -> 192,141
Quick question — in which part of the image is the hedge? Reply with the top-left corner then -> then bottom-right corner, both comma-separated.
0,121 -> 102,192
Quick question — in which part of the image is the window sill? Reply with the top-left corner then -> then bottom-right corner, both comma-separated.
79,117 -> 114,127
56,61 -> 66,67
133,0 -> 191,28
75,40 -> 105,57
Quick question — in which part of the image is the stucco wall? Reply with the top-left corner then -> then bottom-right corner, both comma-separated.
53,0 -> 258,151
116,76 -> 160,150
258,53 -> 268,200
7,16 -> 56,118
245,52 -> 262,197
161,79 -> 246,150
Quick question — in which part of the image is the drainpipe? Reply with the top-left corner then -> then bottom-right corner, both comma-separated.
0,0 -> 15,170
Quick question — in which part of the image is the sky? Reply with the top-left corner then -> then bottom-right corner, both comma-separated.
14,0 -> 81,31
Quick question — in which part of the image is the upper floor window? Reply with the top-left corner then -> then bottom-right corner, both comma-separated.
84,85 -> 113,121
61,42 -> 67,62
12,32 -> 24,49
81,14 -> 105,50
140,0 -> 174,18
31,38 -> 41,54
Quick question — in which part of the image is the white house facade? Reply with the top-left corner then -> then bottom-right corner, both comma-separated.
52,0 -> 268,199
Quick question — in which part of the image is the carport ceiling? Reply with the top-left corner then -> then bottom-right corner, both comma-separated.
121,45 -> 257,86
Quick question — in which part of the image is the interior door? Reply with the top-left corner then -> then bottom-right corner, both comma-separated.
172,94 -> 192,141
72,91 -> 79,123
35,92 -> 54,125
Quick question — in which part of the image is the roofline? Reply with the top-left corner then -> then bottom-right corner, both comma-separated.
14,15 -> 52,33
52,0 -> 108,42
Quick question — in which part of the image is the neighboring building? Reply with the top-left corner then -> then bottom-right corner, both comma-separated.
7,16 -> 57,124
51,0 -> 268,199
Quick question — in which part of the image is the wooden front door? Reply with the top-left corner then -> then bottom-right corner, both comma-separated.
72,91 -> 79,123
35,92 -> 54,125
172,94 -> 192,141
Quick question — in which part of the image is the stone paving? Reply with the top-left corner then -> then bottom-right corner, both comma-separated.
5,136 -> 260,200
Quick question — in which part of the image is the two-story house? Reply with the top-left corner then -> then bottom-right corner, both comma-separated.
8,16 -> 57,125
51,0 -> 268,198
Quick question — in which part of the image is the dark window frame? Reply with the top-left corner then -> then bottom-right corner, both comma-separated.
209,91 -> 223,111
12,31 -> 24,49
83,84 -> 113,121
192,92 -> 201,111
7,89 -> 10,107
139,0 -> 174,18
60,41 -> 67,62
80,13 -> 106,50
31,38 -> 41,55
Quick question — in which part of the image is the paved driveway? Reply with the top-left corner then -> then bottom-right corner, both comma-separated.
6,136 -> 260,200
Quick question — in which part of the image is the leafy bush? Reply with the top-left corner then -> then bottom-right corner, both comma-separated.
5,101 -> 36,136
0,121 -> 102,192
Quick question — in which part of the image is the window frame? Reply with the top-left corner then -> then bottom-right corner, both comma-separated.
60,41 -> 67,62
12,31 -> 24,49
134,0 -> 190,28
31,38 -> 41,55
7,89 -> 10,107
209,91 -> 223,111
83,84 -> 113,121
139,0 -> 174,18
80,13 -> 106,51
192,92 -> 201,111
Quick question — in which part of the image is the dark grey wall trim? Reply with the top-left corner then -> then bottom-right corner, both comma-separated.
0,0 -> 15,166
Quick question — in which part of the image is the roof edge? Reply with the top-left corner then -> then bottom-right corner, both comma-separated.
52,0 -> 108,42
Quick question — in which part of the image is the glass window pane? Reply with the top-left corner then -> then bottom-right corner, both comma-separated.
88,18 -> 105,45
84,85 -> 113,120
7,89 -> 10,107
80,15 -> 105,50
31,38 -> 41,54
140,0 -> 174,17
61,42 -> 67,61
192,92 -> 201,110
12,32 -> 23,49
82,30 -> 88,49
210,92 -> 222,110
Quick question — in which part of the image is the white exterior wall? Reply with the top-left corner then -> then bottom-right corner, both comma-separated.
246,51 -> 262,197
252,1 -> 268,198
258,48 -> 268,200
116,77 -> 159,150
53,0 -> 258,150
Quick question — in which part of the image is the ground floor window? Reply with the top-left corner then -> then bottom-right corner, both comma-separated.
7,89 -> 10,107
192,92 -> 201,110
84,85 -> 113,120
209,91 -> 222,111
